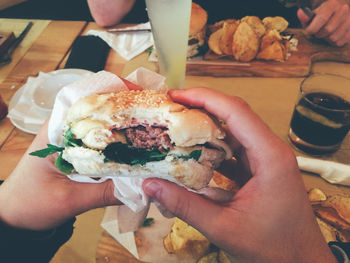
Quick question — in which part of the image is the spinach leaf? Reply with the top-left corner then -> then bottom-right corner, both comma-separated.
103,142 -> 167,166
179,150 -> 202,161
103,143 -> 202,165
55,152 -> 74,175
64,127 -> 82,147
146,47 -> 154,55
29,144 -> 65,158
142,218 -> 154,227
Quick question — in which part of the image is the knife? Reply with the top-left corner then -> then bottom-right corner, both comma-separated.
107,28 -> 151,33
297,0 -> 315,20
0,21 -> 33,65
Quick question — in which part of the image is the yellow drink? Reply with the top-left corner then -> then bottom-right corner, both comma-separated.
146,0 -> 191,89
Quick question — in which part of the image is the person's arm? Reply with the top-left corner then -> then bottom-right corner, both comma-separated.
142,87 -> 338,263
87,0 -> 136,27
0,121 -> 121,262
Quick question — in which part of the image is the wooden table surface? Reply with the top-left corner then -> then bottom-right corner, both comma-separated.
1,18 -> 350,263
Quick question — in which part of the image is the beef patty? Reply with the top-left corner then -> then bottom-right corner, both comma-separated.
124,125 -> 172,150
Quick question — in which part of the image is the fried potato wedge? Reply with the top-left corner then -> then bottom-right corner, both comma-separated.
232,21 -> 259,62
218,250 -> 231,263
314,206 -> 350,231
212,171 -> 240,193
208,28 -> 224,55
308,188 -> 327,203
219,21 -> 239,55
163,234 -> 175,253
316,217 -> 346,243
262,16 -> 289,32
197,252 -> 219,263
322,196 -> 350,224
164,218 -> 210,258
241,16 -> 266,38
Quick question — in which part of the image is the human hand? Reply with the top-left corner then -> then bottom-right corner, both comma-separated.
142,88 -> 336,263
297,0 -> 350,46
0,121 -> 121,230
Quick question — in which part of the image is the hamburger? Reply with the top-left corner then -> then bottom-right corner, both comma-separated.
187,3 -> 208,58
31,89 -> 232,190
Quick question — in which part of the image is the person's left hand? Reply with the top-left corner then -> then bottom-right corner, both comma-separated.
0,121 -> 122,230
297,0 -> 350,46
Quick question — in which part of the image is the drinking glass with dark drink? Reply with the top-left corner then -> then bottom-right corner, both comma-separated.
289,74 -> 350,155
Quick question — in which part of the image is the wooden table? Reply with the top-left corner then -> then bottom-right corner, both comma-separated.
0,18 -> 350,263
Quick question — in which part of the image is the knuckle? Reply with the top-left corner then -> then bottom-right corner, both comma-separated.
173,195 -> 191,221
102,181 -> 116,206
323,25 -> 333,35
230,95 -> 250,109
329,33 -> 338,42
342,4 -> 350,13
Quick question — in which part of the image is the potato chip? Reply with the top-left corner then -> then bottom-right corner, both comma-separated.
308,188 -> 327,202
232,21 -> 259,62
208,28 -> 224,55
219,21 -> 239,55
212,171 -> 239,193
257,29 -> 288,61
257,41 -> 285,61
241,16 -> 265,38
260,29 -> 282,51
316,217 -> 341,243
208,19 -> 237,34
322,196 -> 350,224
314,206 -> 350,231
262,16 -> 289,32
197,252 -> 219,263
163,234 -> 175,253
163,218 -> 210,258
218,250 -> 231,263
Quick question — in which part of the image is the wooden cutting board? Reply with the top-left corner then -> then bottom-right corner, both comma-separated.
186,29 -> 350,77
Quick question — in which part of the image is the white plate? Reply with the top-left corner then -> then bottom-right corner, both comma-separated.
9,68 -> 92,134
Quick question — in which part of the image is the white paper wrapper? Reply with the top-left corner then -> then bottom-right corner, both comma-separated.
86,23 -> 153,61
297,156 -> 350,186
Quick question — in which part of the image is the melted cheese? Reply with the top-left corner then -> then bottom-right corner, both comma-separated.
71,119 -> 106,139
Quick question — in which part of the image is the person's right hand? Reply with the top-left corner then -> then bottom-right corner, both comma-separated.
143,88 -> 336,263
297,0 -> 350,46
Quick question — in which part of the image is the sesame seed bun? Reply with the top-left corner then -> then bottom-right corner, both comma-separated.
62,89 -> 232,189
188,3 -> 208,58
190,3 -> 208,36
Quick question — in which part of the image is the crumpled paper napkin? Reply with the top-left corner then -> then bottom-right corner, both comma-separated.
297,156 -> 350,185
8,72 -> 55,126
86,22 -> 153,61
48,68 -> 233,233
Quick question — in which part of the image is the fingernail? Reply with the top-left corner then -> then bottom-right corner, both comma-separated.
143,180 -> 161,199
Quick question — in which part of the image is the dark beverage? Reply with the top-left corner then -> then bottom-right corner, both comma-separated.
289,92 -> 350,155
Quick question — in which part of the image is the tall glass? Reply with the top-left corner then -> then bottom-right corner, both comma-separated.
145,0 -> 191,89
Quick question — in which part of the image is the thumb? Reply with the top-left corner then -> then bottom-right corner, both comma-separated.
142,178 -> 223,233
297,8 -> 311,28
71,180 -> 122,213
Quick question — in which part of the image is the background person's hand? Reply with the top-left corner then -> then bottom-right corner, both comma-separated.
297,0 -> 350,46
143,88 -> 336,263
0,121 -> 121,230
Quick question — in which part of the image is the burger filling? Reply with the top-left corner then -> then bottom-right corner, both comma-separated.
30,122 -> 226,175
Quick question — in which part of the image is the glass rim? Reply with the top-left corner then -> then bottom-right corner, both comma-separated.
299,73 -> 350,113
